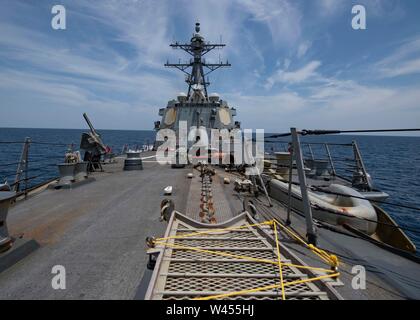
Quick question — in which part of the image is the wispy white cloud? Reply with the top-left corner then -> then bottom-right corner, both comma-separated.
379,58 -> 420,78
309,79 -> 359,100
70,0 -> 173,69
265,60 -> 322,88
0,9 -> 180,129
305,84 -> 420,130
297,40 -> 312,58
238,0 -> 302,45
375,37 -> 420,78
226,91 -> 307,132
229,80 -> 420,132
0,21 -> 179,90
318,0 -> 346,16
362,0 -> 406,19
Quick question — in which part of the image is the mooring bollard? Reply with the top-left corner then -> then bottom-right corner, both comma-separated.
57,163 -> 76,186
0,191 -> 15,252
124,151 -> 143,171
74,162 -> 88,181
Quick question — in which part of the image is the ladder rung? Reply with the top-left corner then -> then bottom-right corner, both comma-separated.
158,290 -> 328,297
162,272 -> 308,279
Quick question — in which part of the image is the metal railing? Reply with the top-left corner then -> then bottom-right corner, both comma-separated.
0,138 -> 72,197
264,127 -> 420,250
266,139 -> 372,191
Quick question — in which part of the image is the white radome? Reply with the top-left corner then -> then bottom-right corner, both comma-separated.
209,92 -> 220,102
177,92 -> 187,102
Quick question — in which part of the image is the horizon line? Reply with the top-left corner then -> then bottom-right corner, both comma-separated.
1,126 -> 420,138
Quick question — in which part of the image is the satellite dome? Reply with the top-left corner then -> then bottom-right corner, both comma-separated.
177,92 -> 187,102
209,93 -> 220,102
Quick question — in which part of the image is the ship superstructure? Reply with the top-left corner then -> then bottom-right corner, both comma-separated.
155,23 -> 240,134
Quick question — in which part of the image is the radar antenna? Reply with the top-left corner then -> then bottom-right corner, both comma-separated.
165,22 -> 231,99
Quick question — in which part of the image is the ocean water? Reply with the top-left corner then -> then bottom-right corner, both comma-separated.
1,128 -> 419,250
0,128 -> 156,187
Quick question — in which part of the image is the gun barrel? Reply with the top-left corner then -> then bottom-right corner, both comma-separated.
83,113 -> 96,134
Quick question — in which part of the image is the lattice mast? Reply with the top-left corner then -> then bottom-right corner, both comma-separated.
165,22 -> 231,99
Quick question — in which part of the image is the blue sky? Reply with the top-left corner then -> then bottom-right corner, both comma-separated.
0,0 -> 420,132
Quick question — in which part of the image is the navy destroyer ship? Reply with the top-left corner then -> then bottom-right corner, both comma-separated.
0,23 -> 419,301
155,23 -> 239,135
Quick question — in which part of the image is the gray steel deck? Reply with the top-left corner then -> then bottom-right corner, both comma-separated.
0,154 -> 190,299
0,155 -> 419,300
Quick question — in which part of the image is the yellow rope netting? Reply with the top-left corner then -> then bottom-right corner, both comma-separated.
152,219 -> 340,300
194,272 -> 340,300
155,221 -> 273,241
273,222 -> 286,300
274,219 -> 339,269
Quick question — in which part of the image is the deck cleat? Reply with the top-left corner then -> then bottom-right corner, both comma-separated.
145,237 -> 156,248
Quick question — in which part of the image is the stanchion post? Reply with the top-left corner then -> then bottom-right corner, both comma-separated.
286,143 -> 293,226
290,128 -> 317,245
325,143 -> 336,176
24,138 -> 30,199
14,137 -> 31,195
